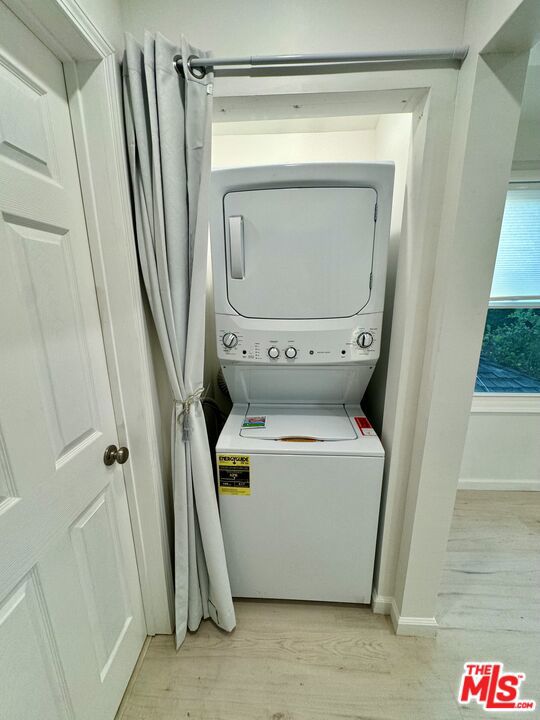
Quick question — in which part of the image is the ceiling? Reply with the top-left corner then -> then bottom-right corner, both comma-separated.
212,88 -> 422,133
213,114 -> 381,136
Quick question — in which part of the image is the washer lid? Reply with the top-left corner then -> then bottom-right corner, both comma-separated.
239,404 -> 357,441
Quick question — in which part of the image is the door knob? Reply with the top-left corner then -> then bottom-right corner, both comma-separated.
103,444 -> 130,466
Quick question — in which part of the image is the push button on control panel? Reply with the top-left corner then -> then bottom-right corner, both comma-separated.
268,346 -> 280,359
357,332 -> 374,349
285,347 -> 297,359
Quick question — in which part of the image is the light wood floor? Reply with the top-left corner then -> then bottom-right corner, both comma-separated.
117,491 -> 540,719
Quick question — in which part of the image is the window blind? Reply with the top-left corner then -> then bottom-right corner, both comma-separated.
491,184 -> 540,301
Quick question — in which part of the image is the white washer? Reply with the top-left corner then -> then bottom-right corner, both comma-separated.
217,404 -> 383,603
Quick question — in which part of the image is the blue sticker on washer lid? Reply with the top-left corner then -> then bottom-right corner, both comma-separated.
242,416 -> 266,428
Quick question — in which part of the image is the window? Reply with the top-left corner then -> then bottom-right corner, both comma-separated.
475,183 -> 540,394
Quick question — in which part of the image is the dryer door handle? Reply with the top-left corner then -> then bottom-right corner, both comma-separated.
228,215 -> 245,279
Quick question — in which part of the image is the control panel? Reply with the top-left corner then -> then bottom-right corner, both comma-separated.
216,313 -> 382,365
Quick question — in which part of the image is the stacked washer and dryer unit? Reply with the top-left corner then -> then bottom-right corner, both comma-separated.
210,163 -> 394,604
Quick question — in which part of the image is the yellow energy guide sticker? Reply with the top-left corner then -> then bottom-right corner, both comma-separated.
218,454 -> 250,495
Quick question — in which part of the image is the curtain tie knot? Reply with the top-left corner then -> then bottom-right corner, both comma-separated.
177,386 -> 205,442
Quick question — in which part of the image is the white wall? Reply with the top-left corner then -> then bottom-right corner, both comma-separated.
77,0 -> 124,52
120,0 -> 466,57
213,127 -> 377,166
363,114 -> 412,432
460,411 -> 540,489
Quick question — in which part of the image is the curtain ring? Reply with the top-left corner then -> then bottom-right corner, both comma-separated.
187,55 -> 207,79
173,54 -> 184,76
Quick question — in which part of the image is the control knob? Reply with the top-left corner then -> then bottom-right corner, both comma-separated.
357,332 -> 374,349
285,347 -> 297,359
222,332 -> 238,349
268,346 -> 280,359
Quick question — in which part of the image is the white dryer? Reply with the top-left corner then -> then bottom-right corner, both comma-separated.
210,163 -> 394,603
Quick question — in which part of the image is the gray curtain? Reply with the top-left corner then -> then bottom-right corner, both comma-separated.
122,32 -> 235,647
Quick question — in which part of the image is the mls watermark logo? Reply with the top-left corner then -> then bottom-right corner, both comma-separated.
459,662 -> 536,712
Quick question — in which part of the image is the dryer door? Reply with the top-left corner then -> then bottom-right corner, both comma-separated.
223,186 -> 376,319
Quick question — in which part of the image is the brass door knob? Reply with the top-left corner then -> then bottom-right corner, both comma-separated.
103,444 -> 130,466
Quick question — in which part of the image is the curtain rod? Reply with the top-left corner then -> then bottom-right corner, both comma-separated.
175,47 -> 469,77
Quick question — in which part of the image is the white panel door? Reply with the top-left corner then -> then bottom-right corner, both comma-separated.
0,4 -> 146,719
224,186 -> 376,319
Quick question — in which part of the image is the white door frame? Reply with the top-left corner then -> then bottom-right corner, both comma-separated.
212,67 -> 460,628
389,0 -> 540,634
4,0 -> 174,635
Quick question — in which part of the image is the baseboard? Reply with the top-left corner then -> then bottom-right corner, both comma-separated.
372,592 -> 439,637
459,478 -> 540,491
390,598 -> 438,638
371,589 -> 393,615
